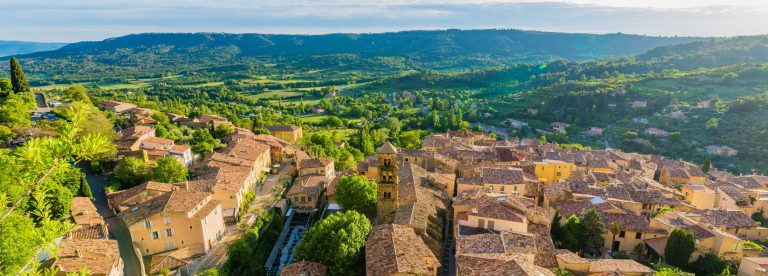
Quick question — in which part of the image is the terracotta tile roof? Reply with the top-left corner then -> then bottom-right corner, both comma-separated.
287,175 -> 325,196
108,181 -> 175,211
252,134 -> 291,148
53,239 -> 121,275
555,249 -> 589,264
656,217 -> 715,240
456,233 -> 507,255
464,195 -> 525,222
691,209 -> 757,228
627,189 -> 681,206
456,253 -> 555,276
393,163 -> 448,255
422,135 -> 451,148
494,147 -> 527,162
142,136 -> 175,146
219,138 -> 270,161
68,224 -> 108,239
281,261 -> 328,276
170,144 -> 190,152
588,259 -> 655,274
401,149 -> 434,159
377,141 -> 398,154
100,100 -> 135,108
366,224 -> 440,276
527,223 -> 558,267
643,237 -> 668,257
120,125 -> 154,139
71,197 -> 104,226
502,231 -> 538,255
266,125 -> 301,132
718,185 -> 750,202
149,254 -> 189,275
481,167 -> 529,185
299,158 -> 334,169
121,190 -> 211,225
543,182 -> 570,198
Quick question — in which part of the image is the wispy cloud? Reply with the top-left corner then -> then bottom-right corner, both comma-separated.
4,0 -> 768,42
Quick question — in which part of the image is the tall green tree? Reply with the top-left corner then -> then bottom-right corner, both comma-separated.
579,209 -> 606,257
335,175 -> 377,214
150,157 -> 188,183
62,85 -> 90,102
0,94 -> 32,127
702,155 -> 712,173
550,211 -> 564,247
665,228 -> 695,268
295,211 -> 371,276
9,57 -> 29,93
560,215 -> 582,252
114,157 -> 148,187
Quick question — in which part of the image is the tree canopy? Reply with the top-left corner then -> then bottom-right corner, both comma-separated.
151,156 -> 188,183
294,211 -> 371,276
665,228 -> 696,268
335,175 -> 377,214
10,57 -> 29,93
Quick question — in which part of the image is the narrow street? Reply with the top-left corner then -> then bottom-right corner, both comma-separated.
192,161 -> 294,273
82,165 -> 143,276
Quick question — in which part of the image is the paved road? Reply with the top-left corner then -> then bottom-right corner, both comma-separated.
192,161 -> 294,273
82,165 -> 143,276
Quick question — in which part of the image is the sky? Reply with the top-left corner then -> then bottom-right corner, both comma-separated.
5,0 -> 768,42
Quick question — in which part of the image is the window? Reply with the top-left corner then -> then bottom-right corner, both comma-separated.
556,172 -> 562,177
146,249 -> 150,254
189,225 -> 193,230
163,216 -> 170,225
203,218 -> 208,225
301,196 -> 305,202
635,232 -> 642,239
151,231 -> 159,240
488,220 -> 495,231
619,231 -> 625,238
513,186 -> 517,191
181,240 -> 185,245
230,195 -> 235,199
478,219 -> 485,228
144,220 -> 151,228
143,191 -> 149,196
500,186 -> 505,192
166,228 -> 174,237
308,197 -> 312,202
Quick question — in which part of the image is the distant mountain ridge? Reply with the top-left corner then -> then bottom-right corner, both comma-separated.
0,40 -> 67,57
19,29 -> 703,64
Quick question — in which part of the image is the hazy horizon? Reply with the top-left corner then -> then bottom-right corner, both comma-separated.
7,0 -> 768,43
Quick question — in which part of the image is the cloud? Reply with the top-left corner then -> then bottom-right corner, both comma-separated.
3,0 -> 768,42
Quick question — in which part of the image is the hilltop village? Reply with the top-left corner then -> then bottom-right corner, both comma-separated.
40,99 -> 768,276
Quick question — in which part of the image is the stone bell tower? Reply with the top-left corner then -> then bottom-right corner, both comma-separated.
376,141 -> 399,219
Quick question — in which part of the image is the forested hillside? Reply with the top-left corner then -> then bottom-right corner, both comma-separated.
0,40 -> 66,56
7,30 -> 701,81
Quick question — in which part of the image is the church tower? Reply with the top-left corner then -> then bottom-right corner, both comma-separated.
376,141 -> 399,219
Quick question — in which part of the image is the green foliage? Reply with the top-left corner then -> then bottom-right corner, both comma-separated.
335,175 -> 377,213
702,155 -> 712,173
550,211 -> 564,247
114,157 -> 148,188
10,57 -> 29,93
397,130 -> 421,149
0,213 -> 39,274
63,85 -> 90,102
295,211 -> 371,276
150,156 -> 188,183
579,209 -> 606,257
213,124 -> 234,138
551,268 -> 573,276
223,211 -> 283,276
560,215 -> 582,252
79,173 -> 93,200
0,78 -> 11,98
687,253 -> 731,276
652,263 -> 694,276
0,94 -> 32,128
196,268 -> 223,276
0,125 -> 12,144
665,228 -> 696,268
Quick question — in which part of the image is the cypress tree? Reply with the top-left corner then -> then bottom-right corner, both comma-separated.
665,228 -> 695,268
702,155 -> 712,173
79,173 -> 94,200
10,57 -> 29,93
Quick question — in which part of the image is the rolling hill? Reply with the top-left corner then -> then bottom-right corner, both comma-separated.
0,40 -> 67,57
